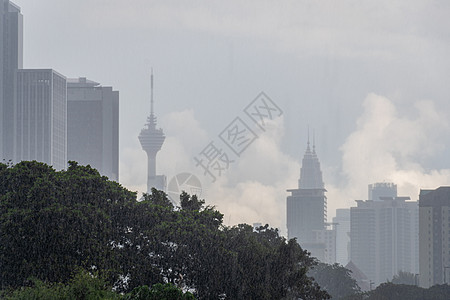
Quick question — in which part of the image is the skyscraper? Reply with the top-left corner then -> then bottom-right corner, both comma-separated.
67,77 -> 119,180
1,2 -> 68,170
350,185 -> 418,286
419,187 -> 450,287
1,0 -> 22,162
15,69 -> 67,170
333,208 -> 351,265
369,182 -> 397,201
139,71 -> 166,192
287,138 -> 333,262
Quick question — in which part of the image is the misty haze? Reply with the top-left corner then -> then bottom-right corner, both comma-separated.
1,0 -> 450,299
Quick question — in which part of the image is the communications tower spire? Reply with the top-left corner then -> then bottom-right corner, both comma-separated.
149,68 -> 156,129
138,70 -> 166,192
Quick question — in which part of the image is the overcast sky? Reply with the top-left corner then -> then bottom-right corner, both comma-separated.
15,0 -> 450,234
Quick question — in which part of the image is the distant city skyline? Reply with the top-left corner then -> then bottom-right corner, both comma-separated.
9,0 -> 450,232
6,2 -> 450,292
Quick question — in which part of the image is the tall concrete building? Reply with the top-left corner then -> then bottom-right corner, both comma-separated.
287,139 -> 334,262
313,225 -> 337,264
350,184 -> 418,286
369,182 -> 397,201
139,71 -> 166,192
333,208 -> 350,265
1,2 -> 68,170
419,187 -> 450,287
15,69 -> 67,170
1,0 -> 22,162
67,77 -> 119,180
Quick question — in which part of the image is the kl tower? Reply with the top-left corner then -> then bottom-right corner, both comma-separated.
138,70 -> 166,192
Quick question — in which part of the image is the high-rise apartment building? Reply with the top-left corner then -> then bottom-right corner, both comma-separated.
287,140 -> 335,263
419,187 -> 450,287
15,69 -> 67,170
139,71 -> 166,192
313,225 -> 337,264
350,185 -> 418,286
67,77 -> 119,180
1,0 -> 22,162
334,208 -> 350,265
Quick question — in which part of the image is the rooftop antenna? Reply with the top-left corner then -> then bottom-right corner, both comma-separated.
313,129 -> 316,153
150,68 -> 154,116
307,125 -> 311,151
147,68 -> 157,129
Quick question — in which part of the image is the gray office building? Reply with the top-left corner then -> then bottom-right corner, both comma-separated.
67,77 -> 119,181
350,188 -> 418,287
419,187 -> 450,287
333,208 -> 350,266
1,2 -> 68,170
15,69 -> 67,170
1,0 -> 22,162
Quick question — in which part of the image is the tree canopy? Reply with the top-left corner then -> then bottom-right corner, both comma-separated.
308,263 -> 361,299
365,283 -> 450,300
0,161 -> 329,299
391,271 -> 417,286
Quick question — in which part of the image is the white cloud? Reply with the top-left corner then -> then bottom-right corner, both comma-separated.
326,93 -> 450,214
196,116 -> 300,235
159,109 -> 209,175
119,142 -> 147,194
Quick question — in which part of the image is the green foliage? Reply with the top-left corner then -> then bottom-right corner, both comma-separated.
125,283 -> 195,300
391,271 -> 417,285
179,191 -> 205,211
366,283 -> 450,300
2,280 -> 67,300
65,269 -> 119,300
222,224 -> 330,299
308,263 -> 361,299
426,284 -> 450,300
0,161 -> 137,288
2,269 -> 119,300
142,188 -> 174,208
0,161 -> 330,299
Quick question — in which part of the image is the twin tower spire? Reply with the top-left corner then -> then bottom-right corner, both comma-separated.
298,129 -> 324,189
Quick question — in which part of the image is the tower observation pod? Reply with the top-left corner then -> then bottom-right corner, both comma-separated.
138,70 -> 166,192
